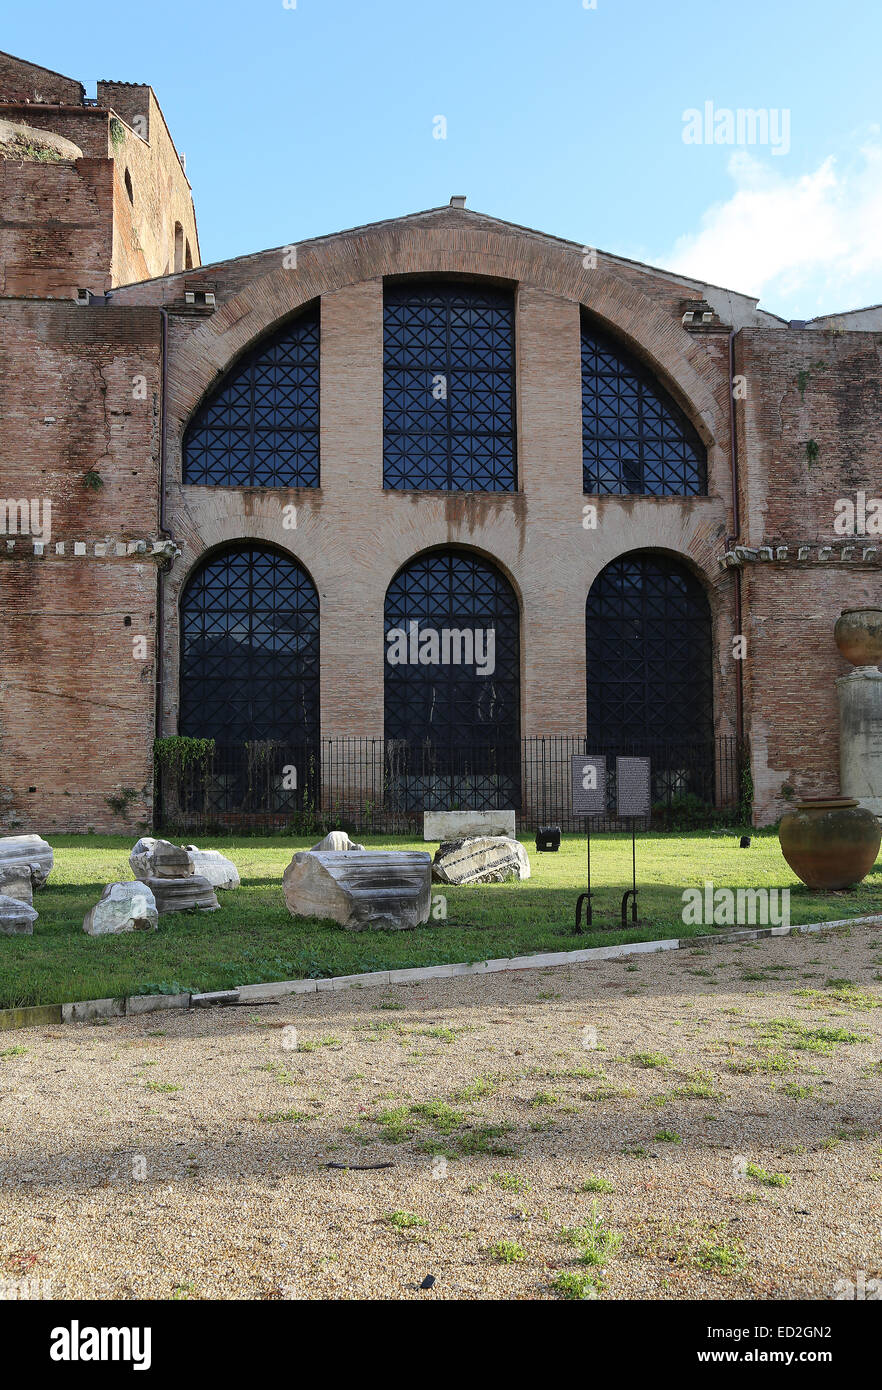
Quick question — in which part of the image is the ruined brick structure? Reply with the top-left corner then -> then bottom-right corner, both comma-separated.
1,50 -> 880,834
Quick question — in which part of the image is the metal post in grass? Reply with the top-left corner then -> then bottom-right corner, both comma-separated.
571,754 -> 606,931
616,756 -> 650,929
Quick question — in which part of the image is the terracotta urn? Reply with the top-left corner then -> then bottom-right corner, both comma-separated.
778,797 -> 881,890
834,608 -> 882,668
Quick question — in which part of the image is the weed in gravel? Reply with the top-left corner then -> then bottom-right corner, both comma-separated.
631,1052 -> 671,1069
673,1069 -> 724,1099
795,985 -> 880,1011
553,1269 -> 604,1298
489,1240 -> 526,1263
751,1019 -> 869,1054
726,1049 -> 795,1075
561,1202 -> 624,1267
414,1026 -> 463,1044
580,1175 -> 615,1193
491,1171 -> 530,1192
259,1061 -> 298,1086
529,1091 -> 559,1107
409,1100 -> 467,1134
452,1074 -> 500,1101
384,1210 -> 427,1229
637,1219 -> 747,1275
745,1163 -> 791,1187
581,1083 -> 636,1102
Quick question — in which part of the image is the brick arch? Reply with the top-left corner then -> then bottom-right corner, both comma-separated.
585,549 -> 717,805
163,223 -> 723,467
172,533 -> 321,616
176,540 -> 321,745
383,531 -> 528,614
382,545 -> 523,790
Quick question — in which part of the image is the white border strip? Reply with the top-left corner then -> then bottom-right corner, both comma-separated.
29,912 -> 878,1026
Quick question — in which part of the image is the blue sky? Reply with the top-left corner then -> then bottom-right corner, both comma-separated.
5,0 -> 881,317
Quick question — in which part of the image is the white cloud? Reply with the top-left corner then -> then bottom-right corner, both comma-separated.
663,141 -> 882,317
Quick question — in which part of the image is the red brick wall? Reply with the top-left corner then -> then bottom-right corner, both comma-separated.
4,203 -> 881,833
0,52 -> 84,104
152,220 -> 739,783
0,156 -> 114,298
0,93 -> 199,297
0,301 -> 162,833
737,328 -> 882,821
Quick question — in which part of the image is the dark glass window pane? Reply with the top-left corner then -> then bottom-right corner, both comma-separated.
581,319 -> 706,496
384,550 -> 521,810
384,284 -> 516,491
179,546 -> 320,743
183,308 -> 320,487
586,553 -> 713,743
384,550 -> 520,746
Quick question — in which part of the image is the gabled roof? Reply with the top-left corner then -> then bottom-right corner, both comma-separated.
110,200 -> 778,327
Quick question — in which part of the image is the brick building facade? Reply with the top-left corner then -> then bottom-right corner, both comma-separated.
1,51 -> 880,834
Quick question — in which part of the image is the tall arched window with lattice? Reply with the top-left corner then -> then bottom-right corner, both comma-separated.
581,317 -> 707,496
586,551 -> 715,803
383,282 -> 516,491
183,307 -> 320,487
384,549 -> 521,810
174,545 -> 321,819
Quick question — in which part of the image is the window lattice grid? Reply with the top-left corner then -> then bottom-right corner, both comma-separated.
183,309 -> 320,487
179,546 -> 320,744
384,551 -> 521,748
581,321 -> 707,496
384,284 -> 517,491
585,553 -> 714,744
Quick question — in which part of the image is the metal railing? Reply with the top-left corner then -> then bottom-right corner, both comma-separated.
156,735 -> 745,835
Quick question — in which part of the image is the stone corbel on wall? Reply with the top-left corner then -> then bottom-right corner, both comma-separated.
719,542 -> 880,569
1,537 -> 181,567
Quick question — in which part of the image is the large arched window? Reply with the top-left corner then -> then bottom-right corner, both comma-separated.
581,318 -> 706,496
179,546 -> 320,745
586,552 -> 714,804
384,550 -> 520,809
183,307 -> 320,487
384,282 -> 516,491
586,552 -> 713,743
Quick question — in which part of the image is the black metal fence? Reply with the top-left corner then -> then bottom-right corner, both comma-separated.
156,735 -> 745,835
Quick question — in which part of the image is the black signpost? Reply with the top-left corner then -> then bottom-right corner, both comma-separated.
571,754 -> 606,932
616,756 -> 651,928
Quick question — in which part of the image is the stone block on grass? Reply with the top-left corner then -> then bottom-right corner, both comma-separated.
82,882 -> 159,936
0,893 -> 38,936
130,837 -> 194,880
423,810 -> 516,842
0,834 -> 53,888
181,846 -> 240,889
142,875 -> 220,914
310,831 -> 365,853
283,850 -> 432,930
0,863 -> 33,906
431,835 -> 531,885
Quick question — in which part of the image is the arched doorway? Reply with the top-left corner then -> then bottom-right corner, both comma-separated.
586,551 -> 714,805
176,545 -> 320,820
384,549 -> 521,811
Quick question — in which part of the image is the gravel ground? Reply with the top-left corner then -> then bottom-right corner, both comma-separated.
1,923 -> 881,1301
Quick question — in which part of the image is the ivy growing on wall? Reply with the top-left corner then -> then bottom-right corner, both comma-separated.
153,736 -> 215,775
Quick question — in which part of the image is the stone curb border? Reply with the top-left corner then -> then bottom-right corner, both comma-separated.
2,914 -> 880,1033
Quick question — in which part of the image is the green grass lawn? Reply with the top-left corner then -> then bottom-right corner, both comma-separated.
1,829 -> 880,1009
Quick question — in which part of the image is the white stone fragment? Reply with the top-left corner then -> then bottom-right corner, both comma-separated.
82,881 -> 159,936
